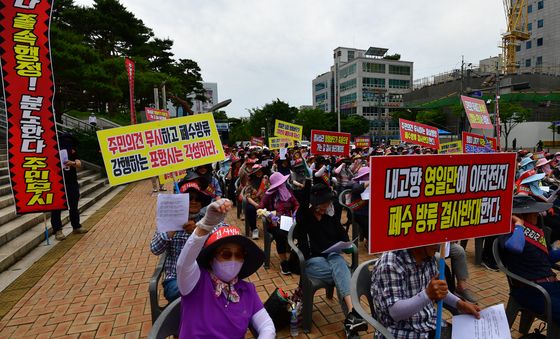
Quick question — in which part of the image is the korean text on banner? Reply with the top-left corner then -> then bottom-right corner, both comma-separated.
354,136 -> 371,149
399,118 -> 440,149
439,141 -> 462,154
461,95 -> 493,130
274,119 -> 303,141
462,132 -> 497,153
145,107 -> 170,121
268,137 -> 294,150
97,113 -> 225,186
251,136 -> 264,147
368,153 -> 516,253
159,169 -> 187,185
125,58 -> 136,124
311,130 -> 351,156
0,0 -> 67,213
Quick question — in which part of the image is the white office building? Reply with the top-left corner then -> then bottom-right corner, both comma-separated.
516,0 -> 560,74
312,47 -> 413,139
191,82 -> 218,114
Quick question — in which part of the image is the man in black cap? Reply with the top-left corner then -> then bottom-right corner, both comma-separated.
499,195 -> 560,326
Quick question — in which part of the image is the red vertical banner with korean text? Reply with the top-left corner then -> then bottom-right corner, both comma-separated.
311,130 -> 351,157
461,95 -> 493,130
354,136 -> 371,149
250,136 -> 264,147
462,132 -> 497,153
125,57 -> 136,124
399,118 -> 440,149
368,153 -> 516,253
0,0 -> 67,213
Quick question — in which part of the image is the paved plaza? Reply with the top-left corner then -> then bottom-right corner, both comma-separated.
0,180 -> 542,338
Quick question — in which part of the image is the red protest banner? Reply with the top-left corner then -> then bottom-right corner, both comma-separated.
250,136 -> 264,147
0,0 -> 67,213
461,95 -> 493,130
354,136 -> 371,149
311,130 -> 351,156
462,132 -> 497,153
399,118 -> 440,149
145,107 -> 170,121
125,58 -> 136,124
368,153 -> 516,253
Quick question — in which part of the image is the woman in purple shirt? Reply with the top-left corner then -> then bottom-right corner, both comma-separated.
176,199 -> 275,338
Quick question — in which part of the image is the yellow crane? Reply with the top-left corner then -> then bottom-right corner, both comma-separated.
502,0 -> 530,74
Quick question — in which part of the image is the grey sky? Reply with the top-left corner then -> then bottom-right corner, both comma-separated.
73,0 -> 505,118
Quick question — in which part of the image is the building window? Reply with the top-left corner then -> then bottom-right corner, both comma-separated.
537,56 -> 543,65
537,37 -> 543,46
388,79 -> 411,89
315,92 -> 327,102
516,45 -> 521,52
363,62 -> 385,73
538,0 -> 544,10
526,59 -> 531,67
314,82 -> 326,92
389,65 -> 411,75
538,19 -> 544,28
339,78 -> 357,92
340,92 -> 357,105
340,107 -> 356,115
348,51 -> 355,60
363,106 -> 383,114
528,22 -> 532,31
362,90 -> 385,102
528,4 -> 532,12
362,77 -> 385,88
526,41 -> 532,49
339,64 -> 356,78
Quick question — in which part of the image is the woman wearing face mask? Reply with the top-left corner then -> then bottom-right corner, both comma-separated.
295,183 -> 367,336
243,164 -> 269,239
176,200 -> 275,338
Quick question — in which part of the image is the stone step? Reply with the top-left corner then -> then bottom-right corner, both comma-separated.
0,181 -> 116,272
0,195 -> 13,209
0,161 -> 7,168
0,175 -> 10,186
0,168 -> 8,177
0,155 -> 8,162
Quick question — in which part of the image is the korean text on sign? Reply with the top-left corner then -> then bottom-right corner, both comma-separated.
439,141 -> 462,154
0,0 -> 67,213
399,118 -> 440,149
251,136 -> 264,147
354,137 -> 370,148
368,153 -> 516,253
97,113 -> 225,186
310,130 -> 351,156
462,132 -> 497,154
461,95 -> 493,130
268,137 -> 294,150
274,119 -> 303,141
145,107 -> 170,121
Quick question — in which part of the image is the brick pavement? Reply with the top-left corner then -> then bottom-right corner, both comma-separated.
0,179 -> 546,338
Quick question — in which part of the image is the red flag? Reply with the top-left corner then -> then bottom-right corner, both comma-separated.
125,58 -> 136,124
0,0 -> 67,213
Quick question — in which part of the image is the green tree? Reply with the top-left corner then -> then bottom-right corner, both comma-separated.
248,99 -> 298,139
415,110 -> 447,129
499,102 -> 531,150
341,115 -> 370,136
229,118 -> 252,143
294,108 -> 336,138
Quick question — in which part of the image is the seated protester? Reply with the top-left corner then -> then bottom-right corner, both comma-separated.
500,195 -> 560,326
195,164 -> 222,199
313,156 -> 331,187
444,243 -> 478,303
333,157 -> 353,223
350,167 -> 370,241
290,150 -> 311,207
226,156 -> 243,203
176,200 -> 275,338
259,172 -> 299,275
274,156 -> 292,176
371,244 -> 480,339
295,183 -> 367,337
150,172 -> 213,302
243,165 -> 269,240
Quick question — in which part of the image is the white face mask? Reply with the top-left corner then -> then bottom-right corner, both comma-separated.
211,259 -> 243,282
326,203 -> 335,217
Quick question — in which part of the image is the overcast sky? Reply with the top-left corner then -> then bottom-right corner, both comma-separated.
74,0 -> 505,118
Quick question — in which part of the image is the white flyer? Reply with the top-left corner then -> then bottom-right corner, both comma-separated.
279,215 -> 294,232
451,304 -> 510,339
322,241 -> 353,254
280,148 -> 288,160
156,193 -> 190,233
59,149 -> 69,170
360,185 -> 370,200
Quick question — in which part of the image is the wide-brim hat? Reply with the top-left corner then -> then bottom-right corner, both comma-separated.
519,157 -> 536,168
249,164 -> 264,176
520,170 -> 545,185
268,172 -> 290,191
354,167 -> 370,181
309,183 -> 335,206
197,226 -> 265,279
335,157 -> 349,166
512,195 -> 552,214
178,181 -> 212,206
536,158 -> 551,167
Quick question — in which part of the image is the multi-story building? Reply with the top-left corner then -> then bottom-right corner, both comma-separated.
516,0 -> 560,74
190,82 -> 218,114
312,46 -> 413,140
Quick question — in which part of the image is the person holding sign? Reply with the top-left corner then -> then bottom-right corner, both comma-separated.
295,183 -> 367,337
371,244 -> 481,339
259,172 -> 299,275
350,167 -> 370,243
175,201 -> 275,338
243,165 -> 269,239
150,175 -> 213,302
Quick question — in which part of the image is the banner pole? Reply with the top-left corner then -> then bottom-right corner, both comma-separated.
435,242 -> 446,339
172,173 -> 179,194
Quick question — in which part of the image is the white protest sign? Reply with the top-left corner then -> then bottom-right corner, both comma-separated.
156,193 -> 190,233
279,215 -> 293,232
59,149 -> 69,171
452,304 -> 510,339
279,148 -> 288,160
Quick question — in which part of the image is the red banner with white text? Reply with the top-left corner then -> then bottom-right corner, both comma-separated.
399,118 -> 440,149
354,136 -> 371,149
462,132 -> 497,153
0,0 -> 67,213
368,153 -> 516,253
311,130 -> 351,156
145,107 -> 170,121
125,57 -> 136,124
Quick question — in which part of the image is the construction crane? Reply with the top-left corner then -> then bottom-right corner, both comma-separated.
502,0 -> 530,74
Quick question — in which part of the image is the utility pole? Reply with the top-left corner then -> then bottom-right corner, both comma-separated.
153,87 -> 160,110
457,56 -> 465,139
161,82 -> 167,113
495,61 -> 501,150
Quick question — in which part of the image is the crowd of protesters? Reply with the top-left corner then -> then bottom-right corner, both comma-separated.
148,140 -> 560,338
